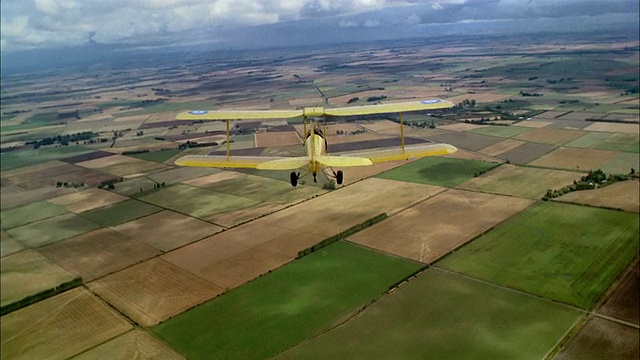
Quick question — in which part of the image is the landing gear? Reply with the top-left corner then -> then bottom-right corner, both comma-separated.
290,172 -> 299,187
336,170 -> 344,185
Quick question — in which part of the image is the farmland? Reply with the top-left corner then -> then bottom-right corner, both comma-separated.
377,156 -> 501,187
349,189 -> 534,263
153,241 -> 423,360
437,202 -> 639,309
457,164 -> 582,199
275,269 -> 581,360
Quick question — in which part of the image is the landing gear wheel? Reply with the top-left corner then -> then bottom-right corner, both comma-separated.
290,172 -> 298,187
336,170 -> 344,185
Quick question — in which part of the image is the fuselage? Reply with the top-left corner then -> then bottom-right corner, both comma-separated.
304,128 -> 327,176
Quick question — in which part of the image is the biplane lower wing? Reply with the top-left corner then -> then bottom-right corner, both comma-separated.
174,155 -> 292,169
342,143 -> 458,163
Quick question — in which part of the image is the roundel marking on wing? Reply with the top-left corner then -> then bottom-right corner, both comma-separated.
420,99 -> 441,104
189,110 -> 209,115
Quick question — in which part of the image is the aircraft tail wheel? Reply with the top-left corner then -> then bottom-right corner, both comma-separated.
336,170 -> 344,185
290,172 -> 298,187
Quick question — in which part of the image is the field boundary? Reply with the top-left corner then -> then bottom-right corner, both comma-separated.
296,213 -> 388,259
0,276 -> 83,316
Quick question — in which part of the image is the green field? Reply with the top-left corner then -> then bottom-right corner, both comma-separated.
79,199 -> 162,227
600,152 -> 640,175
0,146 -> 93,171
566,132 -> 639,153
152,241 -> 423,360
275,269 -> 581,360
438,202 -> 639,309
126,149 -> 184,163
5,214 -> 101,248
139,183 -> 259,219
377,157 -> 501,187
468,125 -> 532,138
1,201 -> 68,229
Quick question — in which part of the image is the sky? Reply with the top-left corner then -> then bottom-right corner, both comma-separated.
1,0 -> 638,55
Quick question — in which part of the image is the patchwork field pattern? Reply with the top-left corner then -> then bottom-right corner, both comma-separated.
88,258 -> 224,326
513,128 -> 587,146
71,329 -> 185,360
0,287 -> 132,360
554,180 -> 640,212
438,202 -> 639,309
0,250 -> 78,308
112,210 -> 224,252
457,164 -> 581,199
349,189 -> 533,263
6,213 -> 102,248
377,156 -> 501,187
597,261 -> 639,325
39,228 -> 160,282
138,183 -> 259,223
478,139 -> 526,157
47,188 -> 129,213
78,199 -> 162,227
1,200 -> 68,228
275,269 -> 580,360
554,317 -> 639,360
528,147 -> 620,171
154,241 -> 423,360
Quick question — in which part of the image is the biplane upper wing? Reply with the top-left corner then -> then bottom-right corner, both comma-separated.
341,143 -> 458,163
324,99 -> 454,117
176,109 -> 303,120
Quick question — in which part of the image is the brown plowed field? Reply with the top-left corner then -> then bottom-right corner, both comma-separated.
72,329 -> 185,359
255,131 -> 301,147
514,128 -> 586,146
514,120 -> 552,128
348,189 -> 534,263
457,164 -> 581,199
584,122 -> 640,134
529,147 -> 619,171
87,258 -> 223,326
77,154 -> 138,169
554,317 -> 639,360
162,224 -> 318,289
555,180 -> 639,213
0,287 -> 132,360
597,260 -> 639,325
1,249 -> 78,307
438,123 -> 487,132
112,210 -> 224,252
479,139 -> 526,157
48,188 -> 129,213
39,228 -> 160,282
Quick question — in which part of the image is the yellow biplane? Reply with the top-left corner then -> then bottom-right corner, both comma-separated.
174,99 -> 457,186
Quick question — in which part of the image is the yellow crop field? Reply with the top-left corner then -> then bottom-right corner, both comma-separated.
88,259 -> 223,326
555,180 -> 639,213
0,287 -> 131,360
349,189 -> 534,263
48,188 -> 129,213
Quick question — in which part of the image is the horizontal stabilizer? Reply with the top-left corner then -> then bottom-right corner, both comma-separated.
256,157 -> 312,170
175,155 -> 290,169
315,155 -> 373,167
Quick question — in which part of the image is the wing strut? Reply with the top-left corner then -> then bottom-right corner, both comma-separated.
226,119 -> 231,160
400,112 -> 405,154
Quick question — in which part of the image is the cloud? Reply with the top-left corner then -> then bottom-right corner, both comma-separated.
1,0 -> 638,54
